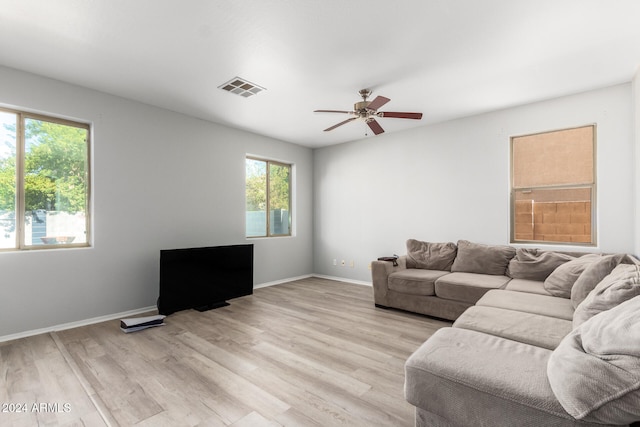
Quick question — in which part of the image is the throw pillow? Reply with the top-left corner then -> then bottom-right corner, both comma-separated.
570,253 -> 636,309
405,239 -> 457,271
573,263 -> 640,328
543,254 -> 600,298
450,240 -> 516,276
506,248 -> 574,281
547,295 -> 640,424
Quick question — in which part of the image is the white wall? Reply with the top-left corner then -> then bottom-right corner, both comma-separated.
0,66 -> 314,338
314,83 -> 636,282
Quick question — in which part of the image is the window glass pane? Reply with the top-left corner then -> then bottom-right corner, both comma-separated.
512,126 -> 593,188
0,112 -> 17,249
246,158 -> 267,237
514,187 -> 592,244
269,162 -> 290,236
23,118 -> 88,246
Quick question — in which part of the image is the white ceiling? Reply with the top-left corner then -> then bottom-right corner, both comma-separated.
1,0 -> 640,148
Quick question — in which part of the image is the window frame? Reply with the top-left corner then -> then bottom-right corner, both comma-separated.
509,124 -> 596,247
0,107 -> 92,251
245,156 -> 292,238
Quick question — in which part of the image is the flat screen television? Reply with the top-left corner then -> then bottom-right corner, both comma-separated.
157,244 -> 253,315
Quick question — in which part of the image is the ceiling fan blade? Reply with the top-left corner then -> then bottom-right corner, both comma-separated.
314,109 -> 353,114
367,119 -> 385,135
324,117 -> 356,131
366,96 -> 390,111
380,111 -> 423,119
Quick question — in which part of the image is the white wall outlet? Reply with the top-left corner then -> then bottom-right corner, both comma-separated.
349,260 -> 354,268
333,259 -> 337,266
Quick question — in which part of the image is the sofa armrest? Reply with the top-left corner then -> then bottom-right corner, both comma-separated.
371,255 -> 407,307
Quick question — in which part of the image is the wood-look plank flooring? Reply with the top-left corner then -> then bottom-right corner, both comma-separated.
1,277 -> 450,426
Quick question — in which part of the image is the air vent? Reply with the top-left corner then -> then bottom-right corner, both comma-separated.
218,77 -> 265,98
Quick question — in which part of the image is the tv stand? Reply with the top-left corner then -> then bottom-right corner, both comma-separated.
194,301 -> 230,312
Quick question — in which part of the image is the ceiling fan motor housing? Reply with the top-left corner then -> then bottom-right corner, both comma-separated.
355,89 -> 372,113
354,100 -> 371,112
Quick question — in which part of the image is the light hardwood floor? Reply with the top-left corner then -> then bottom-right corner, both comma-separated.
1,277 -> 450,426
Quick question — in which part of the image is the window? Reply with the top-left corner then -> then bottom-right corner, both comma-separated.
0,108 -> 91,250
245,157 -> 291,237
510,125 -> 595,245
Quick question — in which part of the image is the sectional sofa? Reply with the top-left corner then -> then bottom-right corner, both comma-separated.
371,239 -> 640,426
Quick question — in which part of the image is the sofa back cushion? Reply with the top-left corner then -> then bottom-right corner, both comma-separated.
543,254 -> 600,298
450,240 -> 515,276
570,253 -> 637,309
547,295 -> 640,424
507,248 -> 574,281
406,239 -> 457,271
573,263 -> 640,328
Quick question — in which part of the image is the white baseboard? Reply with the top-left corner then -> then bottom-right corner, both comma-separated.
254,274 -> 313,289
311,274 -> 372,287
256,273 -> 372,288
1,273 -> 371,343
0,306 -> 157,343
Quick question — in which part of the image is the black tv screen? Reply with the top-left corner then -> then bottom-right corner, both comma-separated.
157,244 -> 253,315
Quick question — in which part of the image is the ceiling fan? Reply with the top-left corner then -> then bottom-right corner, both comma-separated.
314,89 -> 423,135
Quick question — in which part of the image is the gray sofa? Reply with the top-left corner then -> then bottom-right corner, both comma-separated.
372,239 -> 640,426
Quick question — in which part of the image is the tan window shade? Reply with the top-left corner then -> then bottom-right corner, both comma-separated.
512,125 -> 594,188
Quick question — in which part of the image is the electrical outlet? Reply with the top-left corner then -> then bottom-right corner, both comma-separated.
333,259 -> 337,266
349,260 -> 354,268
368,262 -> 372,270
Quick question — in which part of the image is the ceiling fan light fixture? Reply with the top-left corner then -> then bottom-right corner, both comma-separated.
219,77 -> 266,98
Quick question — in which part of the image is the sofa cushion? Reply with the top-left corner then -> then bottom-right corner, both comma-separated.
453,305 -> 572,350
548,296 -> 640,424
476,289 -> 574,320
405,239 -> 457,271
543,254 -> 600,298
573,263 -> 640,328
504,278 -> 551,296
434,272 -> 511,304
506,248 -> 574,281
570,253 -> 636,309
388,269 -> 449,296
450,240 -> 516,276
405,328 -> 583,427
387,293 -> 472,321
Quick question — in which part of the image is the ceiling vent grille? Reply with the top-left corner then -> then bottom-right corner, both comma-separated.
218,77 -> 265,98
